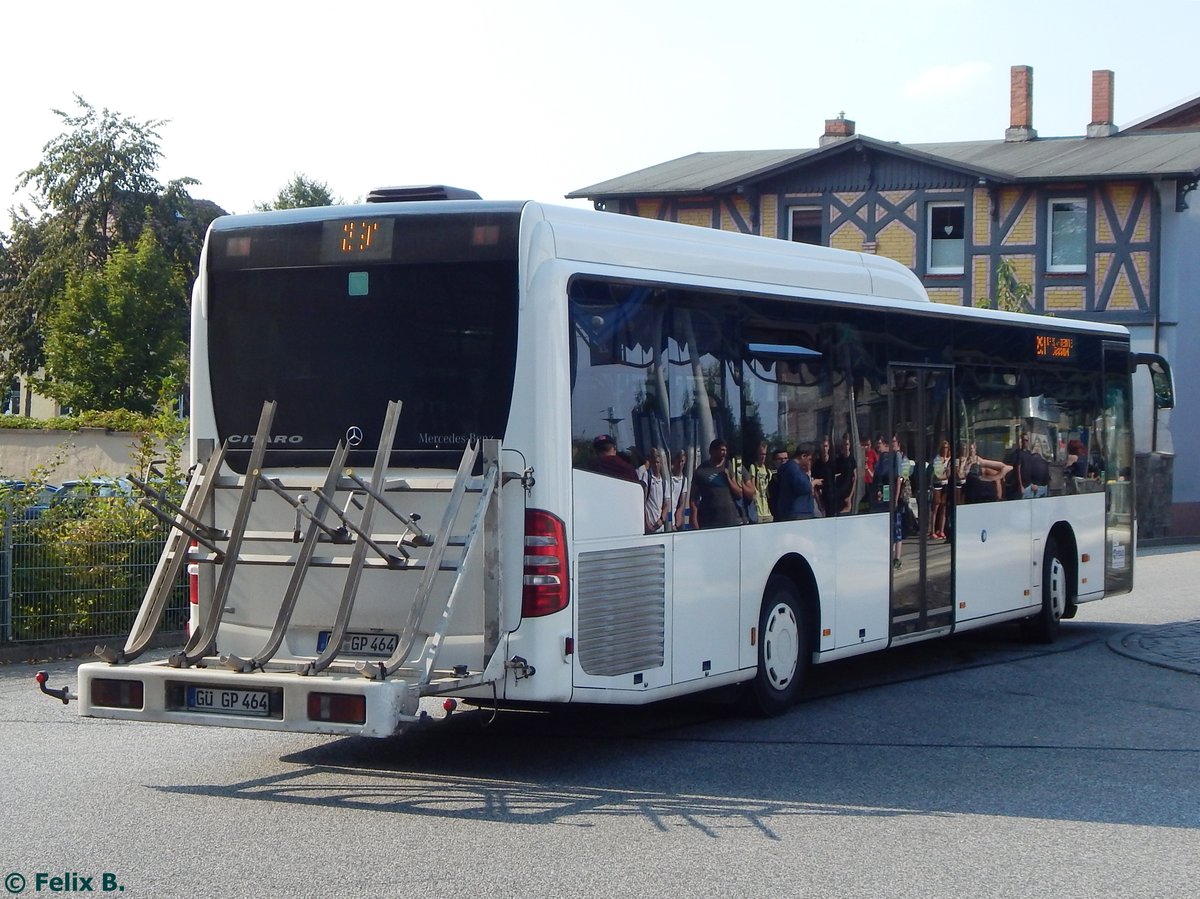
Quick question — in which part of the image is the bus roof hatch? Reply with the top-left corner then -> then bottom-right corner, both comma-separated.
367,185 -> 482,203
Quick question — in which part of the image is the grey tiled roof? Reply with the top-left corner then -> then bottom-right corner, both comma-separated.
568,149 -> 817,198
568,131 -> 1200,199
909,131 -> 1200,180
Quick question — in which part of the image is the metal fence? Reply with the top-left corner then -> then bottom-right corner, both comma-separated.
0,512 -> 187,644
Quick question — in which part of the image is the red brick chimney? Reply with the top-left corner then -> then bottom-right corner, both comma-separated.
1088,69 -> 1118,137
1005,65 -> 1037,142
820,112 -> 856,147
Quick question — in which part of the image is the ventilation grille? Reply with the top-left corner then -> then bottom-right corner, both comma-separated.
577,546 -> 666,677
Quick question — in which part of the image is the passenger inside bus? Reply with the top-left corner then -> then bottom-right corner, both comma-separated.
689,439 -> 744,529
764,446 -> 789,520
775,445 -> 823,521
957,440 -> 1012,503
728,453 -> 757,524
812,437 -> 834,518
590,434 -> 641,484
1015,435 -> 1051,498
639,450 -> 670,534
930,439 -> 951,539
1066,439 -> 1088,478
668,450 -> 690,530
832,433 -> 857,516
747,442 -> 775,524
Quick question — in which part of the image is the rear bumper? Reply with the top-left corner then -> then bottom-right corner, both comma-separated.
77,660 -> 421,738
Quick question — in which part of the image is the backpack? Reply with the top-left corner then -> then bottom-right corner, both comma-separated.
766,473 -> 781,518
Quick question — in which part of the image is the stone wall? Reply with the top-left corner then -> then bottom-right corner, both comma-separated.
0,428 -> 183,482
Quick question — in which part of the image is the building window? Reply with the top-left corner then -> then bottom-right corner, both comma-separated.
1048,198 -> 1087,272
927,203 -> 965,274
789,207 -> 822,245
2,380 -> 19,415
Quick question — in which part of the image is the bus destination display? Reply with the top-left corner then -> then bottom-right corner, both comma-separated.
1035,334 -> 1074,360
321,218 -> 394,262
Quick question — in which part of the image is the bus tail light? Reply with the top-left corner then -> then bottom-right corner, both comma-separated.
186,540 -> 199,638
522,509 -> 569,618
91,678 -> 144,710
307,692 -> 366,725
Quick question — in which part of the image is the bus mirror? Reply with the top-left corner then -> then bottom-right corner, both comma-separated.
1133,353 -> 1175,411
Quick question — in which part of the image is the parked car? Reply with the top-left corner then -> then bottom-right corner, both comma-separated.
0,480 -> 61,520
51,476 -> 137,514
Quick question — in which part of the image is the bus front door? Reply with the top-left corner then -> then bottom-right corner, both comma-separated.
888,365 -> 955,638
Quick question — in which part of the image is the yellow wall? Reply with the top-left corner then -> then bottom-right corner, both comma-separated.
677,208 -> 714,228
972,187 -> 991,246
1044,285 -> 1086,312
720,197 -> 753,233
761,194 -> 778,239
876,219 -> 916,268
927,287 -> 963,306
830,219 -> 866,252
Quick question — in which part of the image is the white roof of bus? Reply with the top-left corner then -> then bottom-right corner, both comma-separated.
532,202 -> 929,306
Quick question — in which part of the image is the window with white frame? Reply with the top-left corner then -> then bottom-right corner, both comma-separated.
927,203 -> 965,274
1048,198 -> 1087,272
789,207 -> 822,245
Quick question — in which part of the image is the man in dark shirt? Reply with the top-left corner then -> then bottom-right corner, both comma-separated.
689,439 -> 743,529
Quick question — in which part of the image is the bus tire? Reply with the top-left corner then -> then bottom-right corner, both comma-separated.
746,575 -> 807,716
1023,537 -> 1066,644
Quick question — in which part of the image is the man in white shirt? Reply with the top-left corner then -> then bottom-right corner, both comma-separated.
640,450 -> 669,533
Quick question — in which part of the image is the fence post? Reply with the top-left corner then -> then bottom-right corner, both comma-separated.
1,505 -> 11,642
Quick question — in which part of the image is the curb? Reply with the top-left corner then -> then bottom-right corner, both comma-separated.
0,631 -> 185,666
1108,620 -> 1200,676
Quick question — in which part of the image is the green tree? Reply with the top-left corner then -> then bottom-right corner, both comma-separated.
16,96 -> 190,268
148,187 -> 225,288
978,257 -> 1034,314
255,173 -> 339,210
41,228 -> 186,413
2,97 -> 211,402
0,211 -> 66,412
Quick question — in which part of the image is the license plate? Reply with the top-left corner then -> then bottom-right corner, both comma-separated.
186,686 -> 272,717
316,630 -> 399,658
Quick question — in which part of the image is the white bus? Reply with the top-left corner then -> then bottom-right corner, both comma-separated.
63,190 -> 1174,736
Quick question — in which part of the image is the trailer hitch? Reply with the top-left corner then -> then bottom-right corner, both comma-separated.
35,671 -> 75,705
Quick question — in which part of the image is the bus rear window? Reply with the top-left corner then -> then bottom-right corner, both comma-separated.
206,258 -> 518,472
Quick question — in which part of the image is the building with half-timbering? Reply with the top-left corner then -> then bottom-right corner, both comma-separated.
569,66 -> 1200,535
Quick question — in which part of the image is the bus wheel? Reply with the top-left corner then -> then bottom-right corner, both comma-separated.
1023,537 -> 1066,644
747,575 -> 807,716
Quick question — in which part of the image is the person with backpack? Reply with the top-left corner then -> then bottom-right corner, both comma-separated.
747,442 -> 775,523
871,434 -> 907,568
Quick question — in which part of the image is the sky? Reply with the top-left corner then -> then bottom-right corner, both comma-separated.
1,0 -> 1198,223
